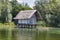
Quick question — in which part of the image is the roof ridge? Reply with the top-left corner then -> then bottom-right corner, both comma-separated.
28,10 -> 37,18
20,10 -> 36,11
13,10 -> 37,19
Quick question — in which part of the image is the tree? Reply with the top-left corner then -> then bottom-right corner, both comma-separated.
10,0 -> 18,18
0,0 -> 32,23
22,3 -> 32,10
10,0 -> 32,18
0,0 -> 12,23
34,0 -> 60,27
1,0 -> 8,23
0,0 -> 1,16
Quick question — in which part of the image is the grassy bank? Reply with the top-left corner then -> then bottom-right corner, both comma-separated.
0,22 -> 15,29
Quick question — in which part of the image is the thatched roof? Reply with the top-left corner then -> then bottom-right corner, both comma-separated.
13,10 -> 42,20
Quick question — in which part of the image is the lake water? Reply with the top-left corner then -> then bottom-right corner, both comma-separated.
0,28 -> 60,40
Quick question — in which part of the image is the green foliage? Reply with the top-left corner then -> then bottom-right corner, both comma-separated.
0,0 -> 12,23
34,0 -> 60,27
10,0 -> 32,18
0,0 -> 32,23
37,21 -> 46,27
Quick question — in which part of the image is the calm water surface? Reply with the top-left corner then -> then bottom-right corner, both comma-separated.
0,28 -> 60,40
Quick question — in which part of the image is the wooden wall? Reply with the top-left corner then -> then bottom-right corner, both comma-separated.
18,14 -> 36,25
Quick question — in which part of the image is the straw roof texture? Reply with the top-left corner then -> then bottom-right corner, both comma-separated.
14,10 -> 41,19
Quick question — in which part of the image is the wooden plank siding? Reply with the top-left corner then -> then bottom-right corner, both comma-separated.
18,14 -> 36,25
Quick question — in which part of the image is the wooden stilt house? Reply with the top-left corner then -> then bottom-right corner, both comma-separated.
13,10 -> 42,28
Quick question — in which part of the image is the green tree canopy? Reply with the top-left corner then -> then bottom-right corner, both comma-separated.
10,0 -> 32,18
34,0 -> 60,27
0,0 -> 32,23
0,0 -> 12,23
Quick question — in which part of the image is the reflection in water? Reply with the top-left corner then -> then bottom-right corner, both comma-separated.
16,28 -> 36,40
0,29 -> 8,40
11,29 -> 18,40
0,28 -> 60,40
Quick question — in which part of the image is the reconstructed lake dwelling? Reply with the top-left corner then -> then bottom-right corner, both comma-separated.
13,10 -> 42,28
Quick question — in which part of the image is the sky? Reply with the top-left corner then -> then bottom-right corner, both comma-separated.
17,0 -> 35,8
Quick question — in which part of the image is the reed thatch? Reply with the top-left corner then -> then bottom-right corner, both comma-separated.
13,10 -> 42,20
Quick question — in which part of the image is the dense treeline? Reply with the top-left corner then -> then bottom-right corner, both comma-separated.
34,0 -> 60,27
0,0 -> 32,23
0,0 -> 60,27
